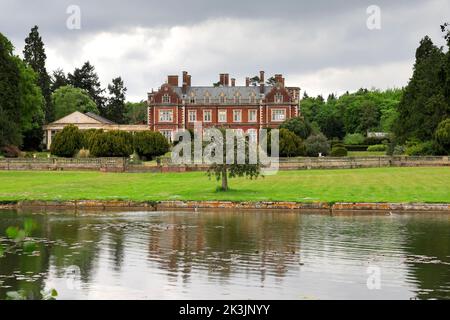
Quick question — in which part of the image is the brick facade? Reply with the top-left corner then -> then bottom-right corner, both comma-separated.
147,71 -> 300,141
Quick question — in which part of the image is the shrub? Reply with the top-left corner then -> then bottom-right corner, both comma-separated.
76,148 -> 90,158
330,146 -> 348,157
90,130 -> 133,157
344,133 -> 365,145
364,136 -> 389,145
133,131 -> 170,160
81,129 -> 103,150
279,128 -> 306,157
279,117 -> 312,139
50,125 -> 83,157
367,144 -> 386,152
405,141 -> 440,156
0,145 -> 21,158
305,133 -> 330,157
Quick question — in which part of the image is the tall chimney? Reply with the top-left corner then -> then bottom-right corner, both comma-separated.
245,77 -> 250,87
259,71 -> 265,94
182,71 -> 188,94
187,75 -> 191,87
231,78 -> 236,87
168,75 -> 179,87
274,74 -> 284,86
219,74 -> 225,86
224,74 -> 230,86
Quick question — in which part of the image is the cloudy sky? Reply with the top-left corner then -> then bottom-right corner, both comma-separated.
1,0 -> 449,101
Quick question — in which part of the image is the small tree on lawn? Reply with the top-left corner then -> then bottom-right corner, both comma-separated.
206,128 -> 261,191
50,125 -> 82,157
435,118 -> 450,152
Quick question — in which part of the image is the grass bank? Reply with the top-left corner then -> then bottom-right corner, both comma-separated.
0,167 -> 449,203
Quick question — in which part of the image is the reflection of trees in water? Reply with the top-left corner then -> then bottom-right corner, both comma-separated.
146,212 -> 302,284
402,216 -> 450,300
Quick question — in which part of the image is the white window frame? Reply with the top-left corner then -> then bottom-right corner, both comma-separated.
233,110 -> 242,123
159,109 -> 173,122
162,94 -> 171,103
188,110 -> 197,122
218,110 -> 227,123
271,109 -> 286,122
248,109 -> 257,122
203,110 -> 212,122
274,93 -> 283,103
160,130 -> 173,142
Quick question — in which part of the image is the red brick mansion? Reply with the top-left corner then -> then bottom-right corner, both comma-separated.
147,71 -> 300,141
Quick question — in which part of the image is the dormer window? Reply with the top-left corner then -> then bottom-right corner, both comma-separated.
162,94 -> 170,103
189,93 -> 196,104
219,93 -> 226,104
204,92 -> 211,104
275,93 -> 283,103
234,93 -> 241,104
249,93 -> 256,104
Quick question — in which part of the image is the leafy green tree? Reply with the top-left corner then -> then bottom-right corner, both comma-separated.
52,85 -> 99,119
23,26 -> 53,123
133,131 -> 169,160
68,61 -> 106,116
435,118 -> 450,151
125,101 -> 147,124
305,133 -> 330,157
279,117 -> 312,139
344,133 -> 365,145
105,77 -> 127,123
50,68 -> 68,92
279,128 -> 306,157
50,125 -> 83,157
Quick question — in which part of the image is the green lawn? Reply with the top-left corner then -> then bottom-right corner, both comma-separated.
0,167 -> 449,203
347,151 -> 386,157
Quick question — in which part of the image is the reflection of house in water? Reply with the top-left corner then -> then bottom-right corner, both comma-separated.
146,212 -> 302,284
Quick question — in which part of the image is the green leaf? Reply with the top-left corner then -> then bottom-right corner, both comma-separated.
23,241 -> 37,253
51,289 -> 58,297
23,219 -> 36,235
6,226 -> 19,239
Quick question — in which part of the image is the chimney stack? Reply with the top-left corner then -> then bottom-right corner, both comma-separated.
219,74 -> 225,86
182,71 -> 189,94
167,75 -> 179,87
274,74 -> 285,86
259,70 -> 265,94
231,78 -> 236,87
245,77 -> 250,87
224,74 -> 229,86
187,75 -> 191,87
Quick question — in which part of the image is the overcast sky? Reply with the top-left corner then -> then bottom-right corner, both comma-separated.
1,0 -> 449,101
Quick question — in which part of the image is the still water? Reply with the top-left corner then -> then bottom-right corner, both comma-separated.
0,210 -> 449,300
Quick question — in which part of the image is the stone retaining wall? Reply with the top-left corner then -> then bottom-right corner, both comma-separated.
1,200 -> 449,213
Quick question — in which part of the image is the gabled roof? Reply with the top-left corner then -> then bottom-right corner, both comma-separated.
172,86 -> 273,99
51,111 -> 116,125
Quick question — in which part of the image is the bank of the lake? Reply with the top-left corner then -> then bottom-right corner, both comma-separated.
0,167 -> 449,206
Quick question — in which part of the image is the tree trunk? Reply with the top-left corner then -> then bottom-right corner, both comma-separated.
221,166 -> 228,191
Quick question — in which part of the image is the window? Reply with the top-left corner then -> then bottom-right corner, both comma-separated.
249,93 -> 256,104
271,109 -> 286,122
204,96 -> 210,104
219,94 -> 226,103
247,129 -> 257,143
248,109 -> 257,122
159,110 -> 173,122
160,130 -> 172,142
218,110 -> 227,122
189,97 -> 196,104
234,94 -> 241,104
274,93 -> 283,103
233,110 -> 242,122
203,110 -> 212,122
162,94 -> 170,103
188,110 -> 196,122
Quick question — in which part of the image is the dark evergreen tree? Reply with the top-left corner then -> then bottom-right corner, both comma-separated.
105,77 -> 127,123
51,68 -> 68,92
68,61 -> 106,116
23,25 -> 52,123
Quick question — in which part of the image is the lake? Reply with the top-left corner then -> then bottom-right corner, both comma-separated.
0,210 -> 449,300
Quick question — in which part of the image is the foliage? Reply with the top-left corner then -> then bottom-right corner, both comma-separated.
279,117 -> 312,139
330,146 -> 348,157
68,61 -> 106,116
125,101 -> 147,124
344,133 -> 365,145
205,128 -> 261,191
51,68 -> 68,92
133,131 -> 170,160
367,144 -> 386,152
305,133 -> 330,157
405,140 -> 441,156
50,125 -> 83,157
81,129 -> 103,150
89,130 -> 133,157
105,77 -> 127,124
52,85 -> 98,119
435,118 -> 450,151
23,25 -> 53,123
279,128 -> 306,157
0,145 -> 21,158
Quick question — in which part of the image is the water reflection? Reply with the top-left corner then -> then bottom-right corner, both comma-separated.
0,210 -> 449,299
